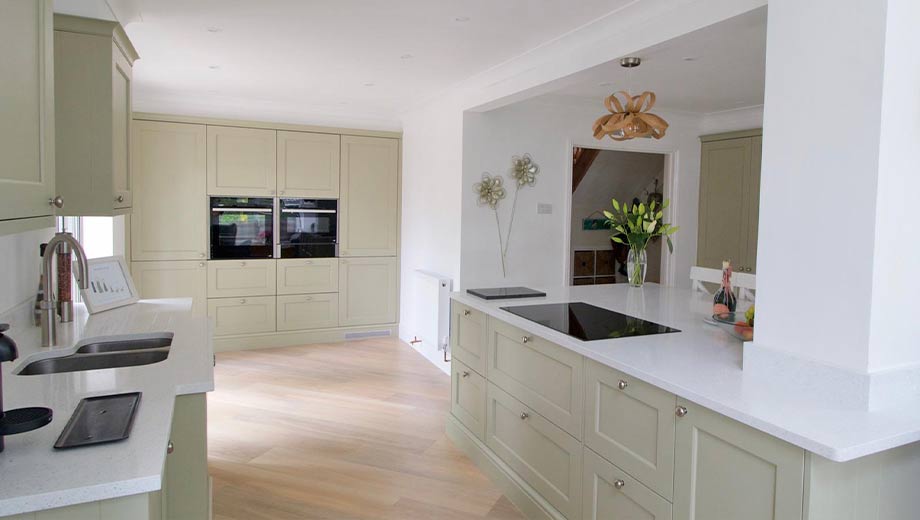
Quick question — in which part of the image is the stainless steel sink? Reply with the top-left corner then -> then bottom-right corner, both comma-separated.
18,350 -> 169,376
76,335 -> 173,354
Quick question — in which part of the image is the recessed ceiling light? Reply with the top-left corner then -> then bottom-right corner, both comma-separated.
206,26 -> 223,33
682,56 -> 698,62
599,82 -> 613,87
455,16 -> 470,22
400,54 -> 413,60
208,65 -> 221,70
363,82 -> 375,87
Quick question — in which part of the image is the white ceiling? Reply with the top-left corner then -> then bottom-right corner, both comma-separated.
550,7 -> 767,114
56,0 -> 637,129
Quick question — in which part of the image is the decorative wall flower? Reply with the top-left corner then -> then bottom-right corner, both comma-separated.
509,154 -> 539,187
473,173 -> 506,208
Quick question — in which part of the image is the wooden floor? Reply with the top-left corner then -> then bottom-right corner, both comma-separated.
208,338 -> 524,520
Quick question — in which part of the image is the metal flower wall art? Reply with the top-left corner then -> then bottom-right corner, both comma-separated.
472,154 -> 540,278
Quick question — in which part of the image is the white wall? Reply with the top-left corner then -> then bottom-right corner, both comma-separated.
397,93 -> 465,372
460,97 -> 704,290
0,228 -> 55,316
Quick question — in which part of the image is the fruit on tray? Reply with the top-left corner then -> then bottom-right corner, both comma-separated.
734,321 -> 754,341
713,303 -> 731,315
745,305 -> 755,327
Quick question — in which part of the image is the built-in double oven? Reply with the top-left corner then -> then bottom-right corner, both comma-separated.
209,197 -> 337,260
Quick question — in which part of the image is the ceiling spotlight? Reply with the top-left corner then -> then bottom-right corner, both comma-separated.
400,54 -> 413,60
455,16 -> 470,22
208,65 -> 221,70
206,26 -> 223,33
363,82 -> 375,87
682,56 -> 698,62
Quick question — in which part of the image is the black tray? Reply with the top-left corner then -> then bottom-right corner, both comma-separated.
54,392 -> 141,449
466,287 -> 547,300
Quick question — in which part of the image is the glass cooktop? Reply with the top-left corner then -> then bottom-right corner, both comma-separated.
500,302 -> 680,341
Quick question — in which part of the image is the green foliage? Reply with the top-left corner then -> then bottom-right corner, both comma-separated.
605,198 -> 680,253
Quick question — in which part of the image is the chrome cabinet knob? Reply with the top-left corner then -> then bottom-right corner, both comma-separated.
613,479 -> 625,490
521,336 -> 531,344
618,380 -> 628,390
279,190 -> 285,195
198,262 -> 205,268
675,406 -> 688,417
115,195 -> 125,203
239,299 -> 246,304
463,309 -> 471,317
461,371 -> 470,378
49,195 -> 64,208
520,412 -> 529,420
199,253 -> 206,258
304,260 -> 313,264
240,261 -> 247,267
167,441 -> 174,454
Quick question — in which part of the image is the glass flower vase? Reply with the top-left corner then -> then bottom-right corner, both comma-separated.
626,247 -> 648,287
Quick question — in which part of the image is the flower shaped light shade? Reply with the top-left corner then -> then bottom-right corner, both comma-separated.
593,90 -> 669,141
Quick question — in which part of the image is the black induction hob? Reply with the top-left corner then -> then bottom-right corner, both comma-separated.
467,287 -> 547,300
500,302 -> 680,341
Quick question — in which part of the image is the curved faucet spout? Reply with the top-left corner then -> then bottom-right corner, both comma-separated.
39,232 -> 90,347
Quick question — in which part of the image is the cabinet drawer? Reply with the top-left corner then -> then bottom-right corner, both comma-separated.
207,260 -> 276,298
277,258 -> 338,295
451,359 -> 486,441
488,319 -> 584,438
487,383 -> 582,520
583,447 -> 672,520
584,359 -> 676,499
449,302 -> 487,375
208,296 -> 276,336
277,293 -> 338,331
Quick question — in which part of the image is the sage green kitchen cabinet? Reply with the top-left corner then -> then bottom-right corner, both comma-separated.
207,259 -> 276,298
583,447 -> 672,520
132,261 -> 208,316
53,15 -> 138,216
131,120 -> 207,262
339,136 -> 399,257
206,126 -> 277,196
338,257 -> 398,326
208,296 -> 277,336
276,258 -> 338,295
449,302 -> 488,376
697,130 -> 762,274
673,398 -> 805,520
276,293 -> 339,331
2,494 -> 155,520
277,131 -> 340,198
584,359 -> 676,500
160,393 -> 210,520
451,358 -> 487,441
0,0 -> 56,233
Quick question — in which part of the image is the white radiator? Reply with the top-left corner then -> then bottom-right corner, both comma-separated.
410,269 -> 452,372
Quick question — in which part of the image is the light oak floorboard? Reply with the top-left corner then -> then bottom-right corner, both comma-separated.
210,338 -> 524,520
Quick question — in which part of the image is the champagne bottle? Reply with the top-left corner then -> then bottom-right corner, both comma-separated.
713,260 -> 737,313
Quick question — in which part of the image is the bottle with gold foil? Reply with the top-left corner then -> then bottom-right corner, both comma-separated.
713,260 -> 737,314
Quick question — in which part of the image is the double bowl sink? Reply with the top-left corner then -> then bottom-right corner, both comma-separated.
17,333 -> 173,376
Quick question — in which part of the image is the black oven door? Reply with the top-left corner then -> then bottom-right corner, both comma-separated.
279,199 -> 337,258
210,197 -> 274,259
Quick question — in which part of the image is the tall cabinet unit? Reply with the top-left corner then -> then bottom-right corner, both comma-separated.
52,15 -> 138,216
697,129 -> 762,274
0,0 -> 56,233
339,136 -> 399,257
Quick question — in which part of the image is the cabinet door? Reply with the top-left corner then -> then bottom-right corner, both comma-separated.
449,302 -> 488,376
207,259 -> 276,298
111,43 -> 132,209
277,293 -> 338,331
451,358 -> 486,440
276,258 -> 338,295
131,121 -> 207,261
743,136 -> 762,274
486,383 -> 582,520
277,131 -> 340,198
584,360 -> 676,499
338,257 -> 397,326
583,447 -> 672,520
339,136 -> 399,257
207,126 -> 277,196
131,261 -> 207,316
208,296 -> 276,336
163,393 -> 210,520
673,399 -> 804,520
488,319 -> 584,438
0,0 -> 55,222
697,137 -> 752,271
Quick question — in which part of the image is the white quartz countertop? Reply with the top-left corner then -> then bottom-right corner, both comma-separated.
0,299 -> 214,517
452,284 -> 920,462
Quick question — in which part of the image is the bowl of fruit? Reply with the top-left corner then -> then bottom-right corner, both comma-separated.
711,305 -> 755,341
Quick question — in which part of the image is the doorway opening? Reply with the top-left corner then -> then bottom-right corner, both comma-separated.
569,148 -> 668,286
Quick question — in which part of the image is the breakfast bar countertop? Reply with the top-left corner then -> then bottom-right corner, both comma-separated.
452,284 -> 920,462
0,299 -> 213,517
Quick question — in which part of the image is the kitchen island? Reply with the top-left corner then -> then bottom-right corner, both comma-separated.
448,284 -> 920,520
0,299 -> 213,519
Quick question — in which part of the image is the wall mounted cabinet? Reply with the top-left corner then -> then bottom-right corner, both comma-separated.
339,136 -> 399,257
277,131 -> 340,198
0,0 -> 56,232
697,130 -> 762,274
52,15 -> 138,216
207,126 -> 277,196
131,121 -> 208,261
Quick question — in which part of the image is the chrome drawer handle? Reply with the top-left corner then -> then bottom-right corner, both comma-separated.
676,406 -> 688,417
521,336 -> 531,344
520,412 -> 529,420
167,441 -> 174,454
461,371 -> 470,378
239,299 -> 246,304
240,261 -> 247,267
618,380 -> 628,390
463,309 -> 471,316
613,479 -> 625,490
